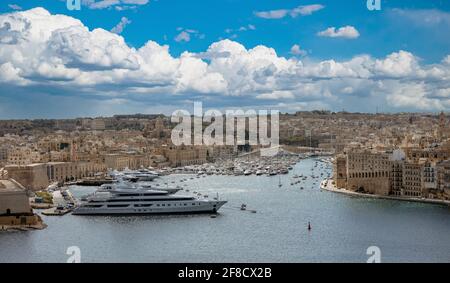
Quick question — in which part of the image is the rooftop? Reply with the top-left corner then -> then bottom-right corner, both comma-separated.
0,179 -> 26,193
5,163 -> 45,168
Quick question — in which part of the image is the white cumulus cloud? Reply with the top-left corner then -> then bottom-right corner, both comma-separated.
111,17 -> 131,34
8,4 -> 22,10
290,44 -> 307,56
318,26 -> 360,39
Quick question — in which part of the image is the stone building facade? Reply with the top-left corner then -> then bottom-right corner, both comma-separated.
335,148 -> 449,200
5,164 -> 49,191
436,160 -> 450,199
104,153 -> 150,170
0,179 -> 32,215
390,161 -> 403,196
345,151 -> 391,195
5,161 -> 106,189
0,179 -> 42,227
333,154 -> 347,188
161,146 -> 208,167
402,161 -> 423,197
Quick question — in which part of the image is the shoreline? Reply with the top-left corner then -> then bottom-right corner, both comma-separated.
0,222 -> 47,232
320,179 -> 450,207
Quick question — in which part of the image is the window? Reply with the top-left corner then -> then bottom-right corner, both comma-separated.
107,204 -> 129,208
134,204 -> 152,207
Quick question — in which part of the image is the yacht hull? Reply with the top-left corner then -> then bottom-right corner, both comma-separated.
73,200 -> 227,215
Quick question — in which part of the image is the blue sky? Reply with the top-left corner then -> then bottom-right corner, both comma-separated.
3,0 -> 449,61
0,0 -> 449,118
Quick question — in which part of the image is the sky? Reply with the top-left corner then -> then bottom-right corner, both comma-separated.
0,0 -> 449,118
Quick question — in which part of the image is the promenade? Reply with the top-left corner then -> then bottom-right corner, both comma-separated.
320,179 -> 450,207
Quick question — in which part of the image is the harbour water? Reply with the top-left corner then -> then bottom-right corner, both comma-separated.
1,158 -> 449,263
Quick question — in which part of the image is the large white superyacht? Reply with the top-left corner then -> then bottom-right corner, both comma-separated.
73,183 -> 227,215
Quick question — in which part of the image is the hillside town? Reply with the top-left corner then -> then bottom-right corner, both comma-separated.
330,112 -> 450,201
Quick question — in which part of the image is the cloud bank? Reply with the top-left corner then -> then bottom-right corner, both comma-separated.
0,8 -> 449,116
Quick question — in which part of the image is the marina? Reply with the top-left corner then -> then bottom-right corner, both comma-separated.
36,151 -> 325,217
1,158 -> 449,263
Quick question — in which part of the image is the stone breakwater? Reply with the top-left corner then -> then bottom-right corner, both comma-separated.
0,214 -> 47,232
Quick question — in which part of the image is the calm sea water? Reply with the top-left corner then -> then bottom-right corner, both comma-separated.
1,158 -> 449,263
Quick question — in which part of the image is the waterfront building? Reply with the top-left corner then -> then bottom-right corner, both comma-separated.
436,160 -> 450,200
4,164 -> 49,191
0,147 -> 8,166
161,145 -> 208,167
77,161 -> 107,178
335,145 -> 450,200
149,155 -> 170,168
422,160 -> 437,194
0,179 -> 32,215
104,154 -> 132,170
104,153 -> 150,170
345,150 -> 391,195
0,179 -> 41,227
5,161 -> 106,188
46,161 -> 105,182
0,179 -> 41,229
333,154 -> 347,188
402,161 -> 424,197
390,161 -> 403,196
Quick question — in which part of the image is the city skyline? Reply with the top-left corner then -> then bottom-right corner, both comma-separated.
0,1 -> 449,118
